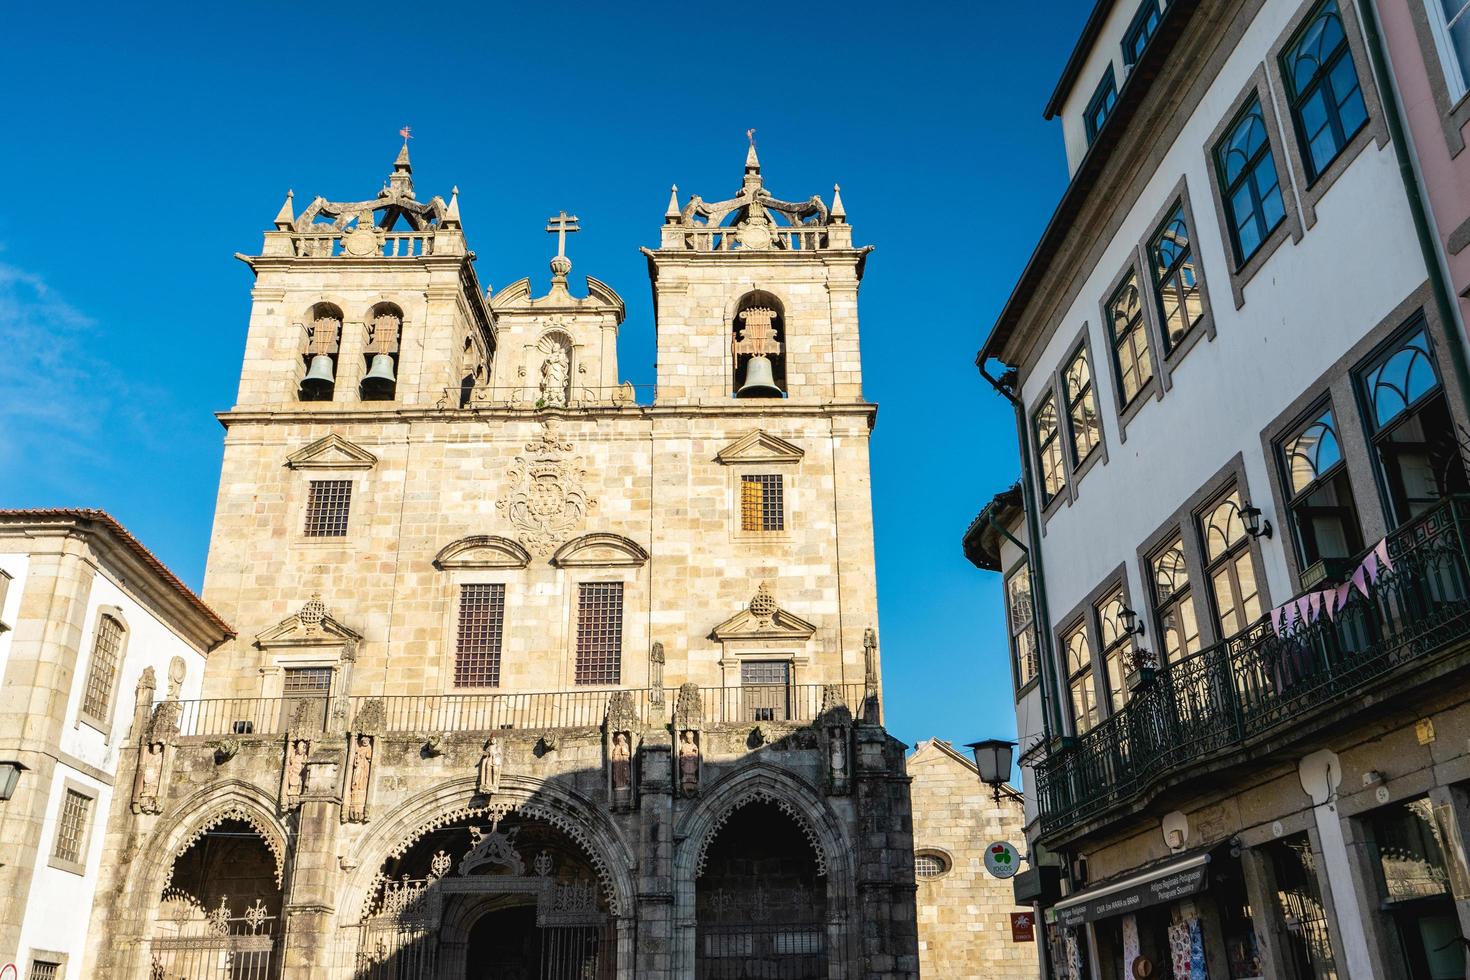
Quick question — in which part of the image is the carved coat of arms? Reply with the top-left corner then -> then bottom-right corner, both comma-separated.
497,421 -> 595,556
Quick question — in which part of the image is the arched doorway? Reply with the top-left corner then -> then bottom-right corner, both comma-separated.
696,800 -> 828,979
354,810 -> 614,980
149,816 -> 284,979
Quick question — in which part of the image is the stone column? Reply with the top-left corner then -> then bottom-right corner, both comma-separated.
634,730 -> 673,979
280,744 -> 345,979
1299,750 -> 1375,979
853,726 -> 919,980
1428,783 -> 1470,938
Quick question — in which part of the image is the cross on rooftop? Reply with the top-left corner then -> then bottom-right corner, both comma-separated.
399,125 -> 413,142
546,211 -> 581,258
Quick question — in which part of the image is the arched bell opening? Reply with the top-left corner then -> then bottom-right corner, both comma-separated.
361,302 -> 403,401
301,302 -> 345,401
150,818 -> 284,979
353,811 -> 615,980
732,291 -> 787,399
695,800 -> 828,979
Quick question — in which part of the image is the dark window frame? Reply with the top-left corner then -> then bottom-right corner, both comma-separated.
1196,485 -> 1266,640
1147,202 -> 1206,356
1214,95 -> 1288,267
1085,67 -> 1119,144
1351,316 -> 1467,529
1063,343 -> 1103,468
303,479 -> 353,538
1061,618 -> 1100,735
1149,536 -> 1202,665
1105,271 -> 1156,410
1273,399 -> 1365,573
1004,558 -> 1042,696
1123,0 -> 1164,67
1033,391 -> 1068,508
1280,0 -> 1370,183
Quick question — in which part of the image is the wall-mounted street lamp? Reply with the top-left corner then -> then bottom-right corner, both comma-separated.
1118,605 -> 1146,637
0,761 -> 28,802
1242,502 -> 1273,540
966,739 -> 1016,803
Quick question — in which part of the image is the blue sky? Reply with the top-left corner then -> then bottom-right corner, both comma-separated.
1,1 -> 1087,753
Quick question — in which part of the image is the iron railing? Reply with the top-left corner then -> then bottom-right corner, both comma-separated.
169,683 -> 869,738
1035,495 -> 1470,840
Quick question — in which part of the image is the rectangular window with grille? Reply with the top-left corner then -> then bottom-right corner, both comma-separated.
81,614 -> 124,722
28,963 -> 60,980
52,789 -> 91,866
740,474 -> 785,532
741,660 -> 791,721
575,583 -> 623,685
303,479 -> 353,537
455,584 -> 506,687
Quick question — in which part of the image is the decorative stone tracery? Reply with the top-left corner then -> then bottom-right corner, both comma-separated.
693,790 -> 828,879
168,805 -> 286,888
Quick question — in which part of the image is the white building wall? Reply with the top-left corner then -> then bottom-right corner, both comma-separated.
1059,0 -> 1154,171
13,562 -> 209,973
1021,0 -> 1422,630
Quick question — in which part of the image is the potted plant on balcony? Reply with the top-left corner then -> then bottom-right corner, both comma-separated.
1125,647 -> 1160,692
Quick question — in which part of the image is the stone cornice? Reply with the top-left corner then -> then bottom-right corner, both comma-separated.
216,402 -> 878,427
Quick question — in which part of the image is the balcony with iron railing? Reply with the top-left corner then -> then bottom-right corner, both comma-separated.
1035,495 -> 1470,843
164,683 -> 871,740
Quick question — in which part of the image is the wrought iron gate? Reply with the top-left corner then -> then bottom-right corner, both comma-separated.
149,896 -> 280,980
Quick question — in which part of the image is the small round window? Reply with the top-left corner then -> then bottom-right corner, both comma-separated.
914,850 -> 951,879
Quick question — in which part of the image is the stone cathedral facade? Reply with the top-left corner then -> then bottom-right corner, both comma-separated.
81,142 -> 919,979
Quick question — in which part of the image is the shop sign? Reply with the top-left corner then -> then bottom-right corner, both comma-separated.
1055,859 -> 1209,927
1010,911 -> 1035,942
985,841 -> 1021,879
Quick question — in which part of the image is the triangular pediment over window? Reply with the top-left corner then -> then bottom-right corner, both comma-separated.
711,584 -> 817,642
434,535 -> 532,570
256,595 -> 363,658
285,433 -> 378,471
551,533 -> 649,568
714,430 -> 804,465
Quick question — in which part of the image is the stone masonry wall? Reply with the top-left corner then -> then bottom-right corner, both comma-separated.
908,739 -> 1037,980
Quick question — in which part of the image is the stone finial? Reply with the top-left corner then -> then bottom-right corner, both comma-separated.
388,137 -> 415,199
664,185 -> 681,224
300,593 -> 326,633
274,190 -> 295,230
831,184 -> 846,223
745,128 -> 761,173
442,186 -> 462,230
749,582 -> 778,620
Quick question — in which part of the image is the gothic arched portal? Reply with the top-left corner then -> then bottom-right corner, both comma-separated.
695,800 -> 828,979
352,810 -> 615,980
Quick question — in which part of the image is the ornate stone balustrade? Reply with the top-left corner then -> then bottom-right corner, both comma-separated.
289,230 -> 437,259
439,384 -> 655,411
166,683 -> 869,739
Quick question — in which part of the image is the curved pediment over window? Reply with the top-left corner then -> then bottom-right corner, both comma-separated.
433,535 -> 533,570
550,533 -> 650,569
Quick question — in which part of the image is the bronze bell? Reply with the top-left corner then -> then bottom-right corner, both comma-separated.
360,353 -> 397,399
301,354 -> 335,398
736,355 -> 782,398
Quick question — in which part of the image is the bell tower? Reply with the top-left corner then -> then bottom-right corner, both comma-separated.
233,139 -> 494,411
643,136 -> 870,405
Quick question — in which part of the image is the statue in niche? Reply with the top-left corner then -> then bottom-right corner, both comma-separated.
539,342 -> 570,407
478,738 -> 503,796
283,736 -> 311,808
678,730 -> 701,798
610,732 -> 633,805
132,741 -> 165,814
828,727 -> 850,795
345,734 -> 373,822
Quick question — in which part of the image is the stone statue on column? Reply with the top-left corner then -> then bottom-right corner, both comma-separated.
344,733 -> 374,823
